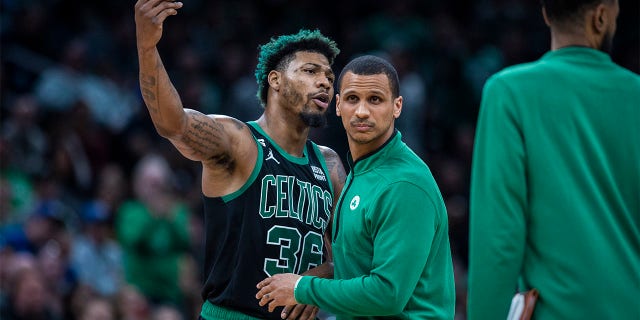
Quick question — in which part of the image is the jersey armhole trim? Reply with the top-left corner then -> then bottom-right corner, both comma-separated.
220,130 -> 264,203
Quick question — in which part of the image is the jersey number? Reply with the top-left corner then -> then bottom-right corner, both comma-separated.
264,226 -> 323,276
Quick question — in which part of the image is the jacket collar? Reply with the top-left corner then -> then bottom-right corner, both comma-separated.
347,130 -> 401,175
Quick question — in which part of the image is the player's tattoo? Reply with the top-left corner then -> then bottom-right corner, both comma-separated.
181,134 -> 212,157
141,87 -> 156,101
141,73 -> 156,87
325,154 -> 346,183
182,112 -> 236,172
140,73 -> 158,115
184,114 -> 223,155
140,73 -> 156,100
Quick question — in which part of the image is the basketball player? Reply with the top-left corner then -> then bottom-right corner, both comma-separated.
134,1 -> 346,319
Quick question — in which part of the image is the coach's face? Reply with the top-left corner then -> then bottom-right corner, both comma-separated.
336,71 -> 402,160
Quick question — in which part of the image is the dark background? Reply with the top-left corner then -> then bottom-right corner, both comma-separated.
1,0 -> 638,319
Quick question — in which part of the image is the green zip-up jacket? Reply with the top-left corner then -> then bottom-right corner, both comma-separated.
468,47 -> 640,319
295,131 -> 455,319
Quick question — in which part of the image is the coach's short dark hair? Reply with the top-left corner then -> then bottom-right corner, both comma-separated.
337,55 -> 400,98
254,29 -> 340,107
541,0 -> 612,25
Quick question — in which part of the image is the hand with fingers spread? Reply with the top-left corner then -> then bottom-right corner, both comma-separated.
134,0 -> 183,50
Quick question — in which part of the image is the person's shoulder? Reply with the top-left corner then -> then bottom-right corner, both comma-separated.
379,147 -> 433,185
612,63 -> 640,84
489,59 -> 544,83
481,59 -> 547,98
315,144 -> 339,159
315,144 -> 344,174
211,114 -> 249,130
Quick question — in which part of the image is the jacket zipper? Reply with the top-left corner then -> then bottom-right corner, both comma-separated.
332,174 -> 354,242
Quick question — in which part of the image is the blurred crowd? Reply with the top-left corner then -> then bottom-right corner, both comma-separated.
1,0 -> 638,319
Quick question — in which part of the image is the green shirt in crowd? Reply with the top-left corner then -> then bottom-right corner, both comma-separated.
117,200 -> 191,306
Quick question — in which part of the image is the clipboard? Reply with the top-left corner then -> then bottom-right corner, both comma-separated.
506,288 -> 539,320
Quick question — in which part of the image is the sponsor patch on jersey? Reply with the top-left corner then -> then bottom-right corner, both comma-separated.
311,166 -> 326,181
350,195 -> 360,210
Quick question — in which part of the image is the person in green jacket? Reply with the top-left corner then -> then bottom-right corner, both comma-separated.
256,55 -> 456,319
467,0 -> 640,319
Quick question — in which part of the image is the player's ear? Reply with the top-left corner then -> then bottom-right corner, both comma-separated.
393,96 -> 403,119
268,71 -> 281,91
542,6 -> 551,27
335,94 -> 342,116
592,3 -> 608,35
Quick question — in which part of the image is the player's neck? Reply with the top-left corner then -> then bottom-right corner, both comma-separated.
550,28 -> 596,51
256,114 -> 309,157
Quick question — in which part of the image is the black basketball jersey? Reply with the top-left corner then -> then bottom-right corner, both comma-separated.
201,121 -> 334,319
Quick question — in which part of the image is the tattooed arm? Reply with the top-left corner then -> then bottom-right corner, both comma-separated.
135,0 -> 186,140
134,0 -> 256,196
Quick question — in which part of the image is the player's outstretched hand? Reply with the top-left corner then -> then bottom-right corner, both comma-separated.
134,0 -> 183,50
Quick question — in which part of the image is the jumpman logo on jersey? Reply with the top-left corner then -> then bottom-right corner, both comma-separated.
266,149 -> 280,164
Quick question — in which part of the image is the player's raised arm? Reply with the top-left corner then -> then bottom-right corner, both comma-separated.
134,0 -> 242,164
135,0 -> 184,135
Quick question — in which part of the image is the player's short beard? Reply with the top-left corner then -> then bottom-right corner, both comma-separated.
300,111 -> 327,128
281,82 -> 326,128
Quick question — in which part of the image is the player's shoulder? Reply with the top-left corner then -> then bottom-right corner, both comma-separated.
489,59 -> 542,83
203,115 -> 255,143
482,59 -> 546,97
314,144 -> 346,187
315,144 -> 339,159
613,64 -> 640,85
207,114 -> 248,129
